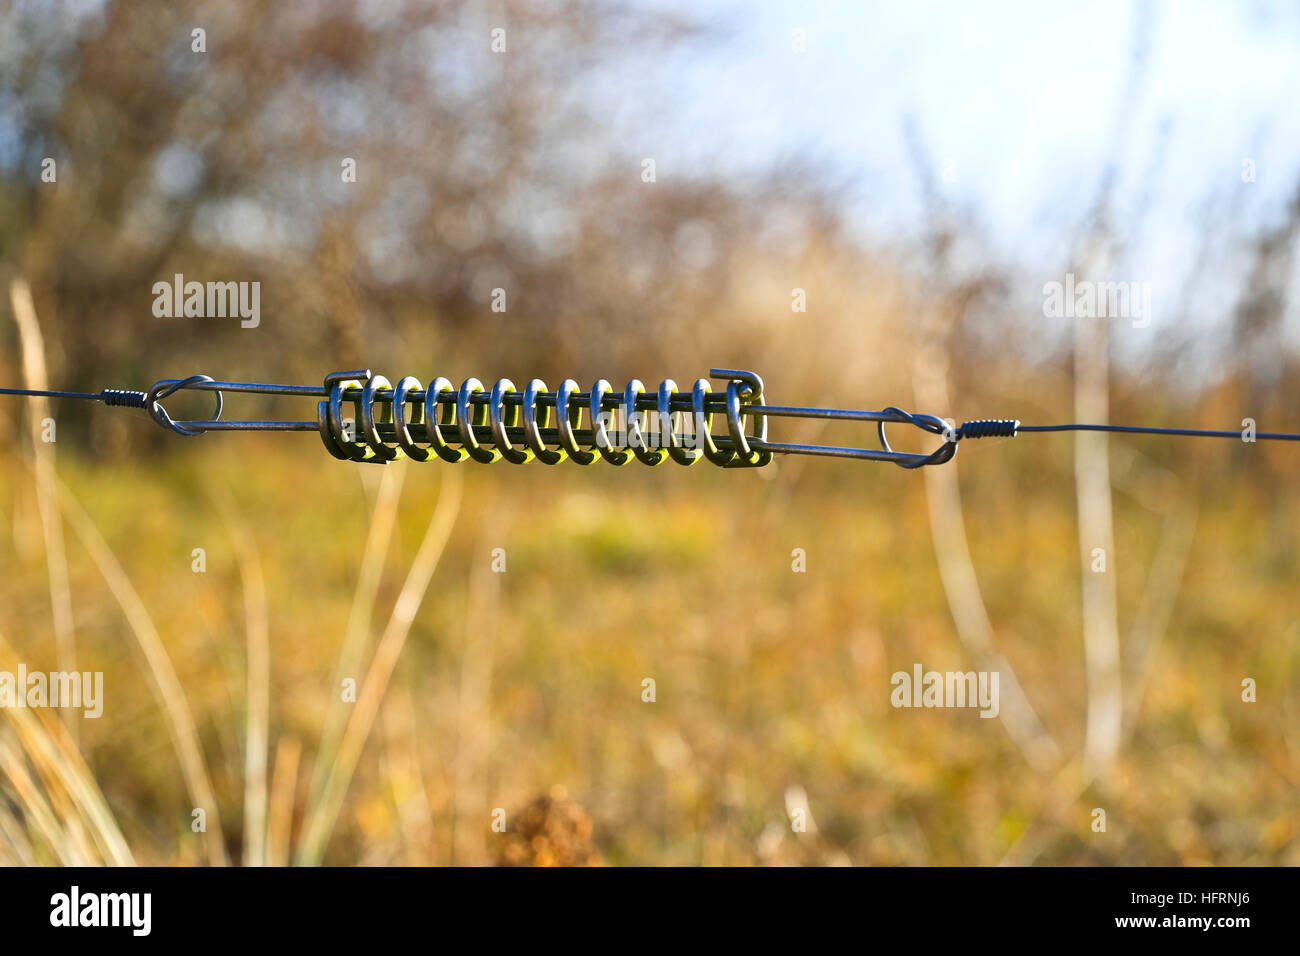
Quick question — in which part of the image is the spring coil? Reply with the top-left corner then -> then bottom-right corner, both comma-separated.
317,371 -> 771,467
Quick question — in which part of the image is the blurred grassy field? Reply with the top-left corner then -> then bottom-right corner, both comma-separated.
4,0 -> 1299,869
1,383 -> 1296,865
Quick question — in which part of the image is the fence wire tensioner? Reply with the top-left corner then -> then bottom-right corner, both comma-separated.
3,367 -> 1299,467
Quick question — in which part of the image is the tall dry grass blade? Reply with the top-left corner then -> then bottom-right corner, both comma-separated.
9,277 -> 77,740
296,467 -> 461,866
308,463 -> 405,811
0,733 -> 82,864
912,316 -> 1061,772
208,483 -> 270,867
267,736 -> 301,867
11,724 -> 96,864
9,715 -> 133,866
1073,271 -> 1123,777
51,474 -> 229,864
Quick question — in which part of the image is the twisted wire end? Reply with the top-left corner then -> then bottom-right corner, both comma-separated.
957,419 -> 1019,440
99,388 -> 149,409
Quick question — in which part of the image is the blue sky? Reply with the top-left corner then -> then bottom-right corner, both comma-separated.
595,0 -> 1300,343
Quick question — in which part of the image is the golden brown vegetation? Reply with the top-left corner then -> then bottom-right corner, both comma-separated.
1,1 -> 1297,866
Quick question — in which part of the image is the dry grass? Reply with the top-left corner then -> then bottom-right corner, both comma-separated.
0,274 -> 1296,866
9,279 -> 77,740
0,633 -> 132,866
0,424 -> 1292,866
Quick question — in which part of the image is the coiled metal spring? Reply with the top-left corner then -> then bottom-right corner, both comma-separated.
317,369 -> 774,467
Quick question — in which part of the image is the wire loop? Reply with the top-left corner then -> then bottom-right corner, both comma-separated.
425,377 -> 469,463
523,378 -> 566,465
489,378 -> 534,464
555,379 -> 598,465
717,369 -> 770,468
145,375 -> 223,437
877,407 -> 958,469
360,375 -> 402,460
658,379 -> 701,466
391,375 -> 433,461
